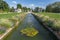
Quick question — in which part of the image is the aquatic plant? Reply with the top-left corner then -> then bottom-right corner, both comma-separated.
20,27 -> 39,37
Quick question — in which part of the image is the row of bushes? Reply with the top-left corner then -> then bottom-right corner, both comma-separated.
34,13 -> 60,32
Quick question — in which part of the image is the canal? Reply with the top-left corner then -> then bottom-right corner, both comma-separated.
4,13 -> 57,40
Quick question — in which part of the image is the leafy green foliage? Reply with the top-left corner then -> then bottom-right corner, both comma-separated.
17,4 -> 22,9
22,7 -> 28,12
10,7 -> 15,12
46,2 -> 60,13
34,7 -> 40,12
0,0 -> 9,12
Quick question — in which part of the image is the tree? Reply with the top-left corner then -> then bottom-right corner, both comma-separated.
22,7 -> 28,12
52,7 -> 60,13
10,7 -> 15,12
34,7 -> 39,12
46,2 -> 60,13
27,8 -> 31,11
33,7 -> 43,12
17,4 -> 22,9
46,5 -> 53,12
0,0 -> 9,12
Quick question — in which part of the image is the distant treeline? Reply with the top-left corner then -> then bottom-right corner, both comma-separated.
0,0 -> 60,13
46,2 -> 60,13
0,0 -> 31,12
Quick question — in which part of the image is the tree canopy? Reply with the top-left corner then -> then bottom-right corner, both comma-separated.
22,7 -> 28,12
10,7 -> 15,12
0,0 -> 9,12
34,7 -> 40,12
46,2 -> 60,13
17,4 -> 22,9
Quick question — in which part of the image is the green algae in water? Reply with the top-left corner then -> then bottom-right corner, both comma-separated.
20,27 -> 39,37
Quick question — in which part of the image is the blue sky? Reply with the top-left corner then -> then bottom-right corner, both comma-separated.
4,0 -> 60,9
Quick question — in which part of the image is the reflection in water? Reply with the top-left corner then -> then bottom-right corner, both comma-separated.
4,13 -> 58,40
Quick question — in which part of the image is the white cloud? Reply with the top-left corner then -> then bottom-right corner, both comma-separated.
12,1 -> 17,4
30,4 -> 34,7
11,1 -> 17,8
29,4 -> 35,9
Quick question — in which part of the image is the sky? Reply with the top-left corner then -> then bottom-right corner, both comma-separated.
4,0 -> 60,9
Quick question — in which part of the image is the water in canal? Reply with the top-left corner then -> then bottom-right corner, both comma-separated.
4,13 -> 57,40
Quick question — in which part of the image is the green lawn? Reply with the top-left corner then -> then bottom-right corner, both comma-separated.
0,12 -> 27,34
0,13 -> 20,18
34,12 -> 60,31
39,12 -> 60,20
0,30 -> 5,34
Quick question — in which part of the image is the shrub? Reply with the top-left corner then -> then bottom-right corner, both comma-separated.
52,20 -> 60,31
0,18 -> 14,28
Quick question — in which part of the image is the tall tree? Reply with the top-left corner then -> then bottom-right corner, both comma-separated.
17,4 -> 22,9
34,7 -> 40,12
27,8 -> 31,11
46,2 -> 60,13
10,7 -> 15,12
0,0 -> 9,12
22,7 -> 27,12
46,5 -> 53,12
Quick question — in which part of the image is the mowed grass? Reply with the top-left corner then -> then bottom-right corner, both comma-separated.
0,12 -> 27,27
0,12 -> 27,34
34,12 -> 60,31
0,13 -> 20,18
39,12 -> 60,20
